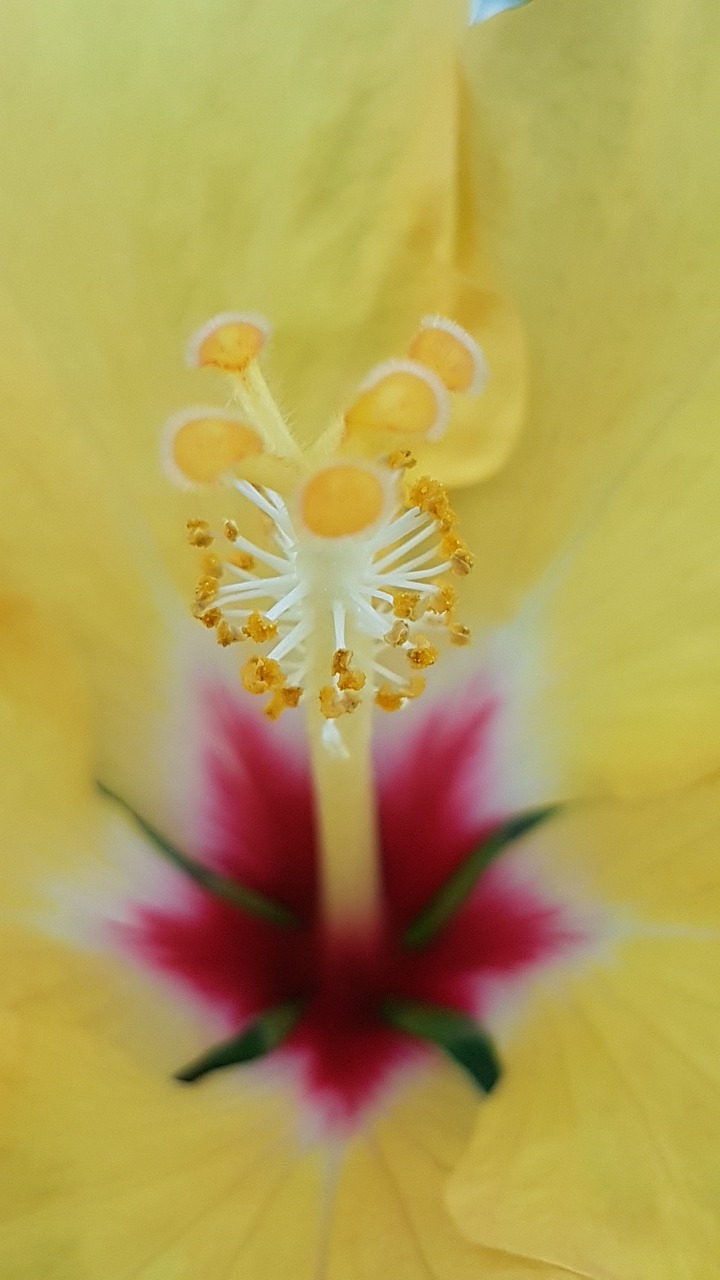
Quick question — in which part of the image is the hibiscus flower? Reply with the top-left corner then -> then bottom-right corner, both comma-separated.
0,2 -> 719,1279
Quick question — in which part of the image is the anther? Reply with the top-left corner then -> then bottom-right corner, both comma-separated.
450,624 -> 472,646
407,476 -> 455,526
265,685 -> 303,721
451,548 -> 474,577
393,591 -> 422,621
195,577 -> 219,606
196,607 -> 222,629
427,585 -> 458,615
202,554 -> 223,580
216,620 -> 243,646
384,620 -> 409,647
241,656 -> 285,695
319,686 -> 345,719
375,685 -> 404,713
242,612 -> 279,644
332,649 -> 367,692
187,519 -> 214,548
228,550 -> 256,571
223,519 -> 239,542
407,637 -> 439,670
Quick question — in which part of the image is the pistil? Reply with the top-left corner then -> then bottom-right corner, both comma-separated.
162,310 -> 486,938
305,627 -> 383,933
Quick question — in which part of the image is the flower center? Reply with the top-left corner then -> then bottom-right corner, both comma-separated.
186,461 -> 473,729
163,311 -> 481,727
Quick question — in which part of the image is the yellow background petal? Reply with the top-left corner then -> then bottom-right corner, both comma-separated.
449,937 -> 720,1278
459,0 -> 720,612
500,346 -> 720,797
518,781 -> 720,931
449,779 -> 720,1274
454,0 -> 720,794
0,0 -> 522,524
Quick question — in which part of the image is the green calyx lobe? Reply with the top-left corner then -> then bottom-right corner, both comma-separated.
97,782 -> 299,928
402,804 -> 560,950
382,999 -> 501,1093
175,1003 -> 303,1083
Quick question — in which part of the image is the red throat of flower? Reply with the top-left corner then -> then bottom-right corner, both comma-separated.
112,688 -> 587,1132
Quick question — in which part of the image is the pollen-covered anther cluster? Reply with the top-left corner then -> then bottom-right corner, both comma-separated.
317,650 -> 367,722
407,636 -> 439,670
332,649 -> 367,693
241,611 -> 279,643
241,655 -> 302,722
166,310 -> 485,723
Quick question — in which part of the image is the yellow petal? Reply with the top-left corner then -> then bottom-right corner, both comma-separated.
0,1000 -> 579,1280
459,0 -> 720,613
523,780 -> 720,931
329,1069 -> 578,1278
502,346 -> 720,798
0,0 -> 522,510
449,936 -> 720,1278
0,1011 -> 325,1280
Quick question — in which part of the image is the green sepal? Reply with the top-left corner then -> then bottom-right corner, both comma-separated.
403,805 -> 560,950
382,999 -> 501,1093
175,1001 -> 304,1083
97,782 -> 300,928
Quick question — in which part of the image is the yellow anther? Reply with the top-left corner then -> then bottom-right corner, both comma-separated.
265,685 -> 303,720
195,606 -> 222,629
442,529 -> 475,572
186,519 -> 214,548
223,519 -> 239,542
393,591 -> 422,621
442,530 -> 463,555
216,620 -> 243,646
241,656 -> 284,695
319,685 -> 345,719
332,648 -> 367,692
344,360 -> 449,440
386,449 -> 417,470
242,611 -> 279,643
407,476 -> 455,526
375,685 -> 404,713
228,550 -> 255,571
195,576 -> 219,606
300,463 -> 385,539
384,619 -> 409,647
451,547 -> 474,577
450,623 -> 472,646
186,312 -> 271,375
163,408 -> 264,488
319,685 -> 360,719
407,637 -> 439,670
427,585 -> 458,615
201,553 -> 223,580
408,317 -> 488,395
